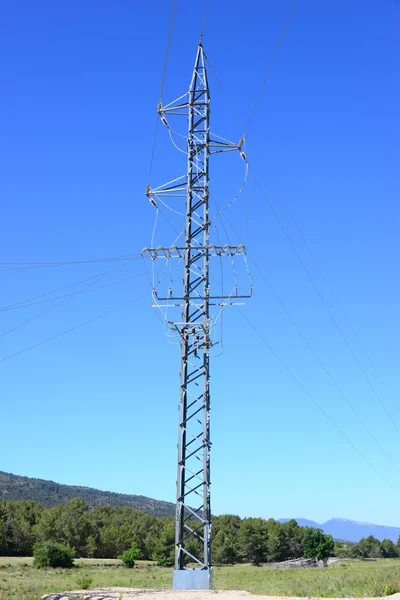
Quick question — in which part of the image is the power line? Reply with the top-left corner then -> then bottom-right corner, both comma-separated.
0,261 -> 136,339
0,271 -> 109,312
214,203 -> 400,475
249,256 -> 400,476
204,52 -> 400,443
0,254 -> 140,272
253,172 -> 400,435
199,0 -> 208,40
267,187 -> 400,416
237,307 -> 400,497
211,39 -> 400,417
206,0 -> 298,138
0,295 -> 145,364
147,0 -> 177,185
0,271 -> 147,313
206,53 -> 400,435
244,0 -> 298,136
159,0 -> 177,102
205,56 -> 242,129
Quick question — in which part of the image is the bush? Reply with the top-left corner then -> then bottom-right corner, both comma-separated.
76,573 -> 93,589
119,542 -> 141,568
382,584 -> 399,596
33,540 -> 75,568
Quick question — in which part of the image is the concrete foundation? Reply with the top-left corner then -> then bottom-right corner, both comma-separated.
172,568 -> 212,590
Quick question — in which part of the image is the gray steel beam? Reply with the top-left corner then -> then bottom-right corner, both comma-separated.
143,41 -> 251,590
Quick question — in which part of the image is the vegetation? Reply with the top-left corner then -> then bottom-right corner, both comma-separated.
0,499 -> 336,566
119,543 -> 141,568
0,471 -> 175,516
75,573 -> 93,590
33,541 -> 75,569
303,528 -> 334,563
2,497 -> 400,570
335,536 -> 400,560
1,557 -> 400,599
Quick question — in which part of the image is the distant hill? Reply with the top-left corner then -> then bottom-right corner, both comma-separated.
281,518 -> 320,529
280,517 -> 400,543
0,471 -> 175,517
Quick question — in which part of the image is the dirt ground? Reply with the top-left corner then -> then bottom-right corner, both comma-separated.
42,589 -> 400,600
42,591 -> 258,600
42,590 -> 254,600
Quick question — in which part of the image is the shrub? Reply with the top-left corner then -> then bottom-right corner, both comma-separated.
119,542 -> 141,568
382,584 -> 399,596
76,573 -> 93,589
33,540 -> 75,568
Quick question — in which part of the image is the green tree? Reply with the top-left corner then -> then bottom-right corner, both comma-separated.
334,541 -> 354,558
302,528 -> 334,564
212,530 -> 238,565
0,502 -> 6,555
0,500 -> 43,556
380,539 -> 398,558
212,514 -> 241,564
85,505 -> 163,559
35,498 -> 91,557
281,519 -> 303,559
238,518 -> 268,566
352,536 -> 381,559
267,524 -> 290,562
152,520 -> 175,566
212,515 -> 242,539
119,542 -> 141,568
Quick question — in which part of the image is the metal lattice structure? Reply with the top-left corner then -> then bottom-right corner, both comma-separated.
143,42 -> 250,589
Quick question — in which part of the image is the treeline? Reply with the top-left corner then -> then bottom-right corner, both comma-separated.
0,499 -> 323,565
0,498 -> 397,565
335,536 -> 400,559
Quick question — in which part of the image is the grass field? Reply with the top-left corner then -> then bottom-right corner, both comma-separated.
1,557 -> 400,600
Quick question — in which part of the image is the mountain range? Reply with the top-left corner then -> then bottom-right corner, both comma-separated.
280,518 -> 400,543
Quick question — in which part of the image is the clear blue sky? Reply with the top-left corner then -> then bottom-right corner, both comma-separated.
1,0 -> 399,526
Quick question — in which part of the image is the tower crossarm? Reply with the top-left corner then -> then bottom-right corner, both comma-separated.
142,245 -> 247,259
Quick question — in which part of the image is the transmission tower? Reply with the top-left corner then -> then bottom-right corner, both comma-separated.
143,41 -> 250,590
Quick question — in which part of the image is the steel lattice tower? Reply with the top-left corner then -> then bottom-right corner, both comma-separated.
143,42 -> 250,590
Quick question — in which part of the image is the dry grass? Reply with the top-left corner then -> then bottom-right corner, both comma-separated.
1,557 -> 400,599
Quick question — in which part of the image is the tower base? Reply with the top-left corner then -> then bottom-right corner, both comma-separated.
173,568 -> 212,590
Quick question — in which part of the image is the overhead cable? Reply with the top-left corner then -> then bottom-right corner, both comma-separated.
0,296 -> 145,364
0,271 -> 147,313
206,55 -> 400,431
250,256 -> 400,475
215,204 -> 400,475
147,0 -> 177,185
253,173 -> 400,435
243,0 -> 298,137
268,188 -> 400,417
0,261 -> 137,339
238,307 -> 400,497
0,254 -> 140,272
